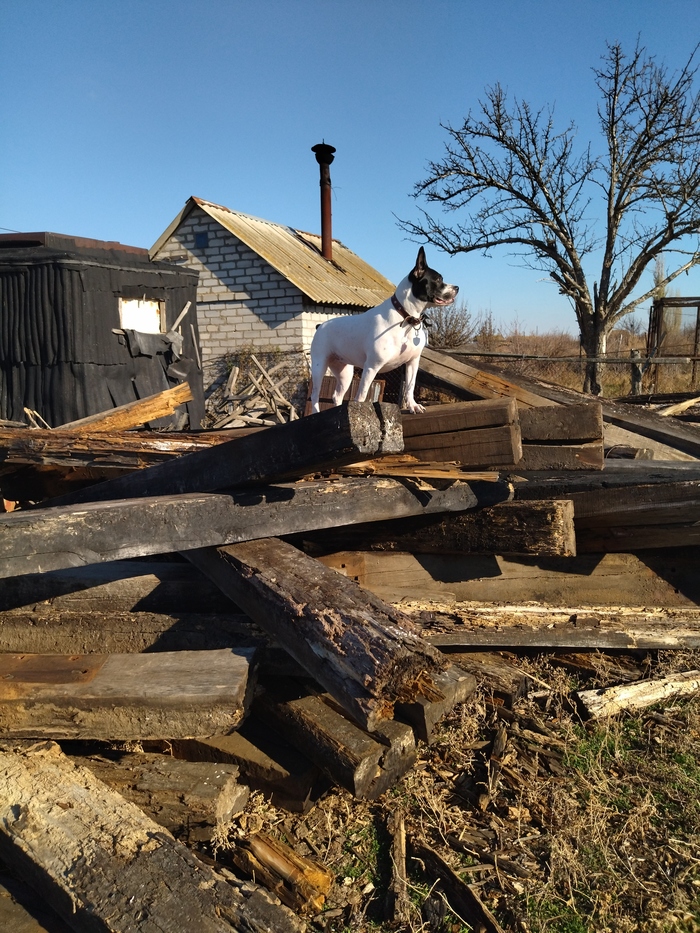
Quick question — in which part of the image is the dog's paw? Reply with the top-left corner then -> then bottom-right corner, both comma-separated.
405,402 -> 426,414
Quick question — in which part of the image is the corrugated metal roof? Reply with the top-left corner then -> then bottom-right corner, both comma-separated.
151,197 -> 395,308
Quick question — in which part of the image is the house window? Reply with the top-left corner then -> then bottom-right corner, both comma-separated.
119,298 -> 163,333
194,231 -> 209,249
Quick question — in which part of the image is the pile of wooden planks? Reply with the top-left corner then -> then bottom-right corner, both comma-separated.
0,347 -> 699,930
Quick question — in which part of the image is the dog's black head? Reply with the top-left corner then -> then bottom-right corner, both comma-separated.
408,247 -> 459,307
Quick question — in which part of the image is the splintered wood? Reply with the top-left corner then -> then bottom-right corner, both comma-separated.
211,355 -> 299,427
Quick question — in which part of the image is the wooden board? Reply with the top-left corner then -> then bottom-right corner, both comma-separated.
165,720 -> 325,814
418,347 -> 555,408
401,398 -> 517,436
294,499 -> 576,559
44,400 -> 403,507
317,548 -> 700,607
186,538 -> 444,731
0,648 -> 255,740
57,381 -> 193,432
511,441 -> 605,471
0,475 -> 488,579
414,605 -> 700,650
403,424 -> 522,467
518,402 -> 603,442
0,741 -> 303,933
75,752 -> 250,844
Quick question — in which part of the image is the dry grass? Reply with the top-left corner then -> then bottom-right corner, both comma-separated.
201,651 -> 700,932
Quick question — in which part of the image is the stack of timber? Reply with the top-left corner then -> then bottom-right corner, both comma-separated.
0,350 -> 700,930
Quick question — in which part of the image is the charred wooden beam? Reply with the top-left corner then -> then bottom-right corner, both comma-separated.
0,475 -> 492,578
186,538 -> 445,732
292,499 -> 575,558
43,401 -> 403,507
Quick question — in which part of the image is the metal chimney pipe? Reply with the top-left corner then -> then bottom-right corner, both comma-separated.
312,143 -> 336,260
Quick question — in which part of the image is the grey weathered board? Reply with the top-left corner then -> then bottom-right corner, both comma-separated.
44,400 -> 403,507
0,475 -> 496,578
418,348 -> 554,407
0,741 -> 303,933
0,648 -> 255,740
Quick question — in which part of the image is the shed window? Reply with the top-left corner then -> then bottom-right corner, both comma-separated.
119,298 -> 163,333
194,231 -> 209,248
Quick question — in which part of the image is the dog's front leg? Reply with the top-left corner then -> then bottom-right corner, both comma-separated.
402,356 -> 425,413
353,364 -> 381,403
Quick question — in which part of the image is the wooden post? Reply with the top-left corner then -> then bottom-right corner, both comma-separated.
186,537 -> 444,731
630,349 -> 643,395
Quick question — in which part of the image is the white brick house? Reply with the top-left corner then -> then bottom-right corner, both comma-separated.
150,197 -> 394,387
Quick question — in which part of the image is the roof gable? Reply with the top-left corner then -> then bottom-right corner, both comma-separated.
151,197 -> 394,308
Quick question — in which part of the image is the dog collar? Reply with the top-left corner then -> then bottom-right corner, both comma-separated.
391,293 -> 423,327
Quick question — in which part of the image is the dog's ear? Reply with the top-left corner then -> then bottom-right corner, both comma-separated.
413,247 -> 427,278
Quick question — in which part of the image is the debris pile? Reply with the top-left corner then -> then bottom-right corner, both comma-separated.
0,347 -> 698,931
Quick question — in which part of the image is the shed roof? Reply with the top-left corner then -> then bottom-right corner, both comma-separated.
151,197 -> 394,308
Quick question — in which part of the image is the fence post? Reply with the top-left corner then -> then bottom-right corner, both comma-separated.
630,349 -> 643,396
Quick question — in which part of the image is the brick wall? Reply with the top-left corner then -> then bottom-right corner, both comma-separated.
154,205 -> 361,393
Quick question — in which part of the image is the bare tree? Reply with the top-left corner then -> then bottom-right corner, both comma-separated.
400,42 -> 700,393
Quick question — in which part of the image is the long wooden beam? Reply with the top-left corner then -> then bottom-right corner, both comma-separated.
56,381 -> 193,432
44,401 -> 403,507
186,538 -> 444,731
418,348 -> 554,408
0,741 -> 303,933
0,475 -> 505,578
292,499 -> 576,558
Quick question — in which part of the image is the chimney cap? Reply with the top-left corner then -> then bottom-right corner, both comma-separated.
312,143 -> 336,166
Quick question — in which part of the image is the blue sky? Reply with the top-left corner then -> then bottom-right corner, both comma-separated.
2,0 -> 700,333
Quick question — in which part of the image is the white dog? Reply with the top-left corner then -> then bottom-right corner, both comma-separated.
309,247 -> 459,414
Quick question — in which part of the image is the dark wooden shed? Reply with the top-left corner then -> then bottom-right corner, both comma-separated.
0,233 -> 204,428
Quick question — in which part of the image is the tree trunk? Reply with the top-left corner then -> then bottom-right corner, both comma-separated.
581,316 -> 607,395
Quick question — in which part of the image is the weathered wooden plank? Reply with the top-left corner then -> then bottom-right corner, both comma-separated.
401,398 -> 517,436
0,649 -> 255,740
0,425 -> 220,470
45,400 -> 402,507
602,398 -> 700,458
256,686 -> 384,797
572,481 -> 700,526
418,347 -> 555,408
0,741 -> 303,933
0,608 -> 262,656
0,476 -> 487,579
75,752 -> 250,843
404,424 -> 523,467
510,441 -> 605,470
186,538 -> 444,731
518,402 -> 603,442
58,381 -> 193,432
294,500 -> 576,558
437,653 -> 530,708
414,605 -> 700,650
409,837 -> 506,933
577,670 -> 700,719
165,720 -> 325,813
0,561 -> 235,613
578,522 -> 700,551
317,548 -> 700,607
